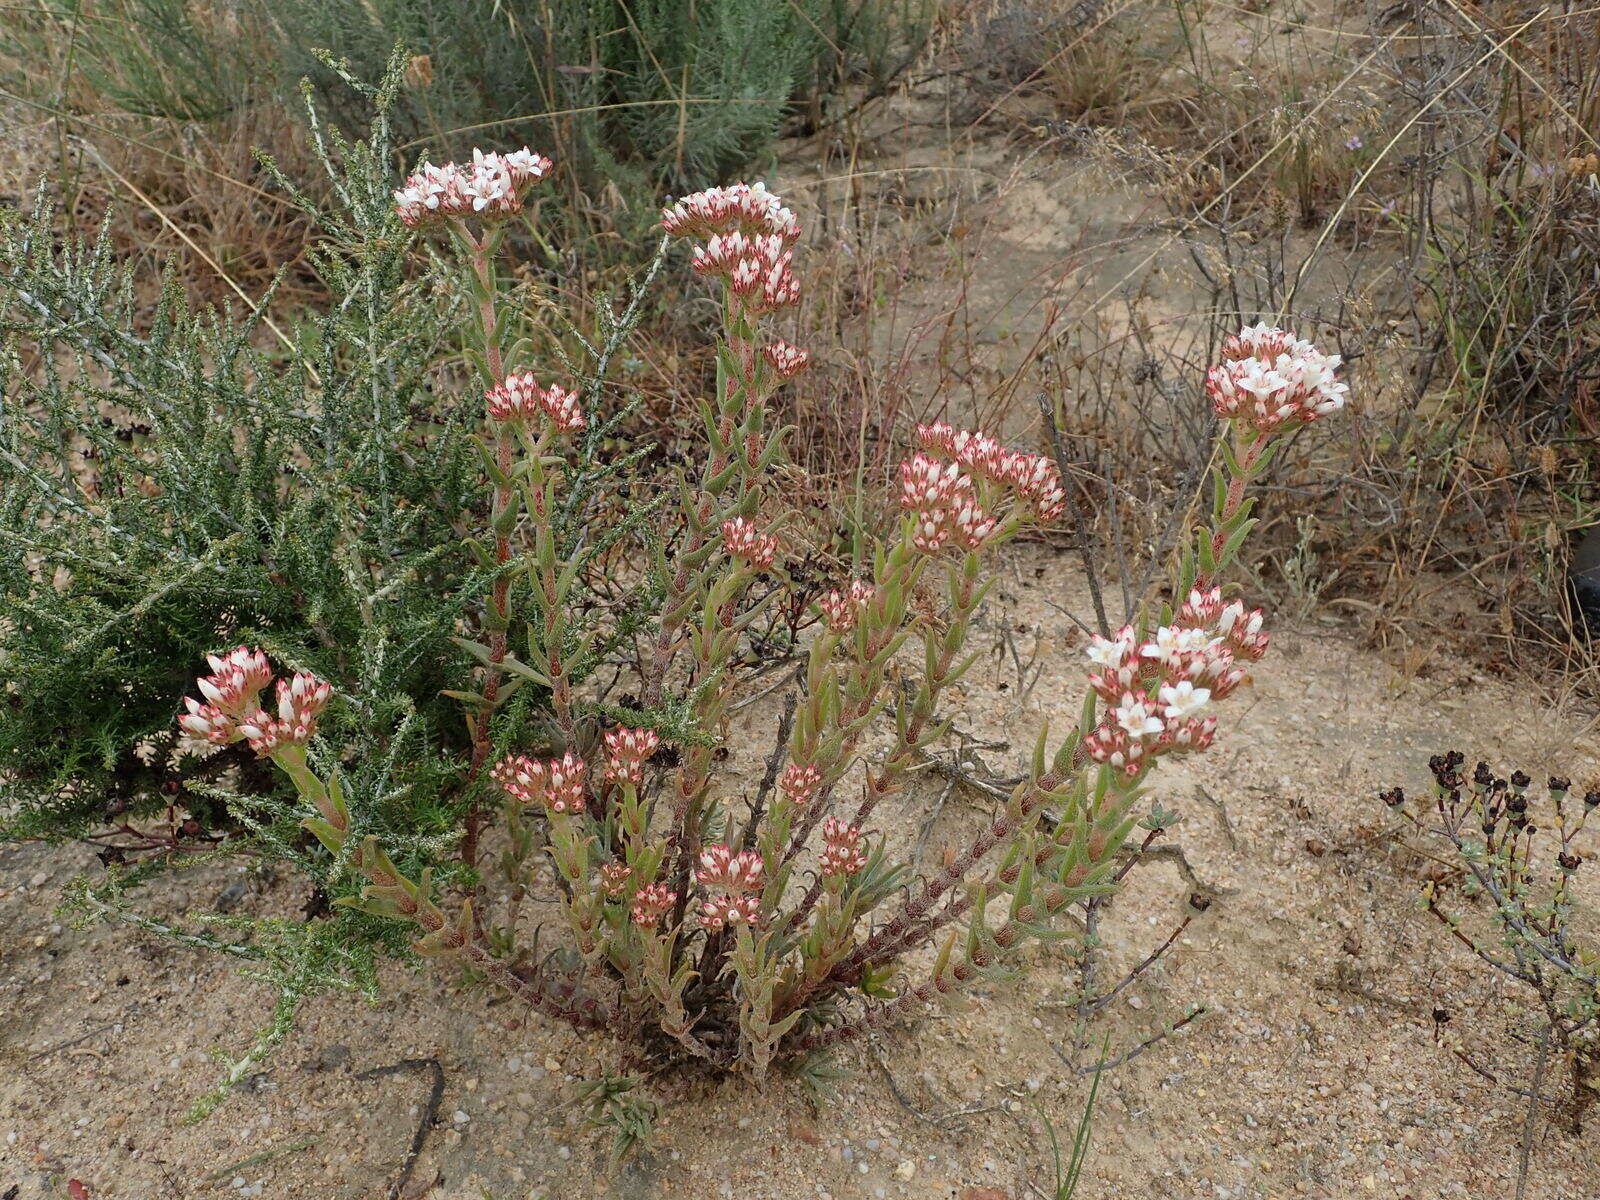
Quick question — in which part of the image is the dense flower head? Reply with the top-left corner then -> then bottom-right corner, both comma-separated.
176,648 -> 329,757
780,763 -> 823,807
1083,723 -> 1151,777
996,451 -> 1067,521
603,727 -> 660,787
631,883 -> 677,927
1217,600 -> 1269,660
492,751 -> 587,813
1205,325 -> 1347,434
1177,585 -> 1225,627
819,818 -> 869,877
658,182 -> 801,244
898,454 -> 977,552
695,844 -> 765,893
599,861 -> 634,898
237,672 -> 331,756
947,493 -> 998,549
1080,594 -> 1270,774
899,452 -> 967,512
908,425 -> 1066,531
763,341 -> 811,378
178,699 -> 237,746
689,232 -> 801,313
662,184 -> 803,312
485,373 -> 586,432
700,893 -> 761,931
393,148 -> 552,227
195,646 -> 272,715
1081,584 -> 1274,774
818,580 -> 876,634
917,421 -> 1004,475
1220,322 -> 1301,364
1162,715 -> 1217,752
721,518 -> 780,569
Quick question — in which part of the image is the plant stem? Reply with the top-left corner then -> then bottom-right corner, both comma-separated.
462,231 -> 514,879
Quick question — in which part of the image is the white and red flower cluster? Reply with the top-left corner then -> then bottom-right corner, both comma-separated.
780,762 -> 822,807
485,373 -> 585,432
1081,587 -> 1268,777
721,517 -> 780,570
393,148 -> 552,228
602,727 -> 660,788
492,751 -> 587,814
663,183 -> 803,315
818,580 -> 875,634
695,844 -> 764,929
658,181 -> 801,243
899,424 -> 1066,552
763,340 -> 810,378
178,648 -> 330,757
237,673 -> 335,756
630,882 -> 677,928
689,231 -> 802,313
599,860 -> 633,897
915,422 -> 1066,521
898,454 -> 995,551
818,817 -> 869,878
1205,324 -> 1348,434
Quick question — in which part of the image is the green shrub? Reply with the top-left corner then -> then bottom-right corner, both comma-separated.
8,0 -> 932,194
0,56 -> 487,841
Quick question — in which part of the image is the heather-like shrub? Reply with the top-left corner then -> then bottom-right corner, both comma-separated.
6,1 -> 931,192
0,59 -> 491,839
1382,755 -> 1600,1131
167,145 -> 1350,1089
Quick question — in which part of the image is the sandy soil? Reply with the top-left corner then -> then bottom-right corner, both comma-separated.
4,546 -> 1599,1200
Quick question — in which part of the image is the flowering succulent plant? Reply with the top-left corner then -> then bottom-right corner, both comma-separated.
167,159 -> 1346,1082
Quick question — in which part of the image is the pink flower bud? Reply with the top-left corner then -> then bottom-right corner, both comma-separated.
178,699 -> 236,745
762,341 -> 810,378
721,518 -> 779,570
780,763 -> 822,807
699,893 -> 761,930
818,580 -> 874,634
540,383 -> 586,433
492,751 -> 587,813
694,844 -> 764,893
237,671 -> 332,755
599,861 -> 633,898
486,373 -> 585,431
603,727 -> 660,787
819,817 -> 869,877
631,883 -> 676,927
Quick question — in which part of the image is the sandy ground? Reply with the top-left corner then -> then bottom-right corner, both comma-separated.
4,546 -> 1600,1200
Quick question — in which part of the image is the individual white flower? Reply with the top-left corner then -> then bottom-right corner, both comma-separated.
1087,626 -> 1138,668
1113,693 -> 1165,739
1158,680 -> 1212,720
